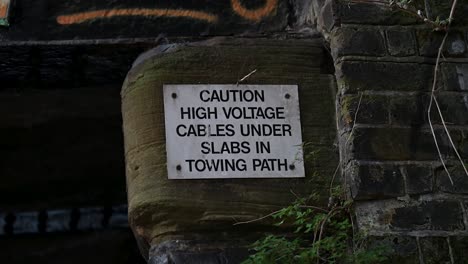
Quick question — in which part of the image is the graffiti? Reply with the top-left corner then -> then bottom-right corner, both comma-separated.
231,0 -> 278,22
0,0 -> 10,26
56,0 -> 278,25
57,8 -> 219,25
0,3 -> 6,17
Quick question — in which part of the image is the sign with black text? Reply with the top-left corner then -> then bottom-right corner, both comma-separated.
163,84 -> 304,179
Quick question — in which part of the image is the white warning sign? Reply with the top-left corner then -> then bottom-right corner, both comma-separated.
163,84 -> 304,179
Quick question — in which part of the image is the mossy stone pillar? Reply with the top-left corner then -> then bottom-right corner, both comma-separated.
121,38 -> 338,263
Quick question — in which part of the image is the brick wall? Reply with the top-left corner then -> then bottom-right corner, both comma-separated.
318,0 -> 468,262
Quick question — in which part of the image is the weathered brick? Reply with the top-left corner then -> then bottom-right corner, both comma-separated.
429,94 -> 468,125
417,30 -> 466,57
417,30 -> 445,57
442,129 -> 468,161
368,236 -> 419,264
351,128 -> 455,161
349,164 -> 405,200
390,95 -> 428,126
46,209 -> 72,233
386,29 -> 417,56
419,237 -> 451,264
338,2 -> 421,25
405,165 -> 433,195
416,129 -> 468,161
336,61 -> 433,93
340,94 -> 389,127
441,63 -> 468,91
168,251 -> 229,264
150,242 -> 249,264
436,166 -> 468,194
445,31 -> 467,57
332,27 -> 386,57
78,207 -> 104,230
13,212 -> 39,234
390,201 -> 464,231
450,236 -> 468,264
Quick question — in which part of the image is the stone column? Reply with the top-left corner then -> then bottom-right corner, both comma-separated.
121,38 -> 338,263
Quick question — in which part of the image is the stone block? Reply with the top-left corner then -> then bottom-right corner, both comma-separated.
441,63 -> 468,91
445,31 -> 467,57
332,27 -> 386,57
351,127 -> 465,161
368,236 -> 419,264
167,250 -> 248,264
418,30 -> 466,57
419,237 -> 451,264
386,29 -> 417,56
336,61 -> 433,93
450,130 -> 468,159
13,212 -> 39,234
436,166 -> 468,194
351,128 -> 445,161
349,164 -> 405,200
389,95 -> 428,126
338,2 -> 421,25
340,94 -> 389,127
168,251 -> 222,264
405,165 -> 433,195
77,207 -> 104,230
428,94 -> 468,125
356,199 -> 465,234
417,30 -> 445,57
355,199 -> 401,233
47,209 -> 72,233
450,236 -> 468,263
391,201 -> 464,231
149,240 -> 249,264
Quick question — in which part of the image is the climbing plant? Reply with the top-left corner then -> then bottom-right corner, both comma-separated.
241,191 -> 389,264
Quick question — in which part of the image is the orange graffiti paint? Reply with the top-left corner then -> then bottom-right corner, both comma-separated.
231,0 -> 278,22
0,4 -> 8,18
56,8 -> 219,25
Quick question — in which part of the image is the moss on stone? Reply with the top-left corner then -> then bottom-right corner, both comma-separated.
121,38 -> 339,244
